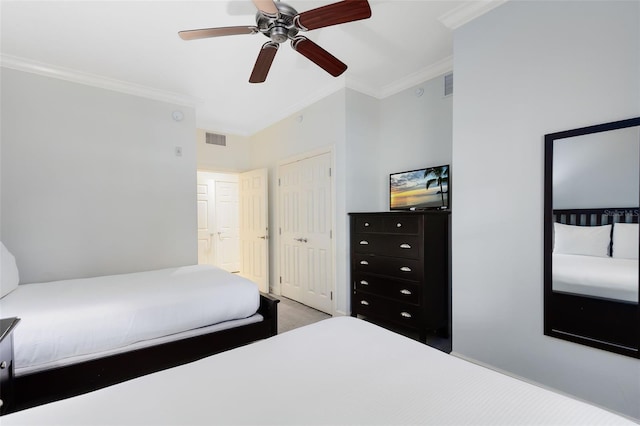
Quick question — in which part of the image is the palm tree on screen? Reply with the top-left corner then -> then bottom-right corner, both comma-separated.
424,166 -> 449,206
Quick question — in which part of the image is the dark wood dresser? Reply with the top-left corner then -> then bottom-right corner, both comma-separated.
349,211 -> 450,346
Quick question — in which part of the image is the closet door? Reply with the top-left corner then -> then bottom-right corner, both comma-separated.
279,152 -> 333,314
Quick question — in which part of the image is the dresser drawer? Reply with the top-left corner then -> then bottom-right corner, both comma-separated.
354,273 -> 421,305
353,254 -> 422,280
352,292 -> 422,328
353,234 -> 420,259
353,216 -> 384,233
383,216 -> 420,234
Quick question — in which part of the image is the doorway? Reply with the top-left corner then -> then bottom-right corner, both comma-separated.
196,169 -> 269,293
196,171 -> 240,272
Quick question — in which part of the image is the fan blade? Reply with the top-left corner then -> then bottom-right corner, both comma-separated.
295,0 -> 371,31
252,0 -> 279,18
249,42 -> 279,83
178,26 -> 257,40
291,37 -> 347,77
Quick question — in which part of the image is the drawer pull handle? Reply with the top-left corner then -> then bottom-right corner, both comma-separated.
400,243 -> 411,249
360,280 -> 369,285
396,223 -> 402,228
360,300 -> 370,306
400,266 -> 412,272
400,289 -> 412,295
400,312 -> 412,318
360,260 -> 369,265
364,222 -> 370,227
359,240 -> 369,245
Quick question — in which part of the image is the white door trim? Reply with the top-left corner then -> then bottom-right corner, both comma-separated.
275,145 -> 336,316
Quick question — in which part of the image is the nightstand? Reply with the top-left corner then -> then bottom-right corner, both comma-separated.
0,317 -> 20,415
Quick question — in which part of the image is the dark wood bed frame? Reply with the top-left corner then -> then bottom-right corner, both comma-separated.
544,207 -> 639,358
8,293 -> 279,414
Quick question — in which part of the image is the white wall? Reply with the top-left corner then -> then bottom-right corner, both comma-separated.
452,0 -> 639,419
196,129 -> 252,172
1,69 -> 197,283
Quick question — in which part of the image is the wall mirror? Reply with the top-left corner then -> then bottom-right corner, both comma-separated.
544,116 -> 640,358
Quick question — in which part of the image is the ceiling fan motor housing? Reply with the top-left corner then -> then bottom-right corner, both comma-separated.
256,2 -> 300,44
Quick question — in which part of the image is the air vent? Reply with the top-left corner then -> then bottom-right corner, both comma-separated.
444,72 -> 453,97
205,132 -> 226,146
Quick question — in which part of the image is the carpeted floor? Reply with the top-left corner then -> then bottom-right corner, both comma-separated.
276,296 -> 331,334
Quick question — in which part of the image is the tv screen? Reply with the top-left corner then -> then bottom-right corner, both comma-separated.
390,165 -> 449,210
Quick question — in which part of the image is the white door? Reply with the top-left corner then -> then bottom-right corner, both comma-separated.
196,172 -> 240,272
197,181 -> 213,265
279,152 -> 333,314
239,168 -> 269,293
214,181 -> 240,273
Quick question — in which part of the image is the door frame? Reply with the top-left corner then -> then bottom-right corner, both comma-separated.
239,168 -> 270,293
274,146 -> 336,316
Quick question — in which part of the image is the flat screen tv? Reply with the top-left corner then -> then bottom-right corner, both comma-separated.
390,165 -> 449,210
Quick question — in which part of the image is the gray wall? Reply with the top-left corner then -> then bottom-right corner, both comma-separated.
452,0 -> 639,419
1,69 -> 197,283
377,75 -> 453,210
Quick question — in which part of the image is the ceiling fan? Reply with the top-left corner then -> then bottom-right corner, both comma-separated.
178,0 -> 372,83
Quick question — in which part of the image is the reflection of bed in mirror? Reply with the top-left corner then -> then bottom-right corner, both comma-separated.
552,208 -> 638,303
547,207 -> 639,357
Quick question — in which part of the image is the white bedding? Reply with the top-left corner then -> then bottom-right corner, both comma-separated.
3,317 -> 635,426
553,253 -> 639,302
0,265 -> 259,375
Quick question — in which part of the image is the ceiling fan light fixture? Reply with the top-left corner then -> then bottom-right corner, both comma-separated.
178,0 -> 372,83
269,26 -> 289,43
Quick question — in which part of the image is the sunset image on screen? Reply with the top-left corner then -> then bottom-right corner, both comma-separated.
390,167 -> 448,209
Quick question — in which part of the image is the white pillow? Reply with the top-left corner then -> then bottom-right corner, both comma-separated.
553,222 -> 612,257
1,242 -> 20,298
612,223 -> 639,260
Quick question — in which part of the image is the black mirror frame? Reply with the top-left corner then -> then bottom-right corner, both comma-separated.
544,116 -> 640,358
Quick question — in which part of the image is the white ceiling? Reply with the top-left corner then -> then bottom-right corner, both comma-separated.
0,0 -> 504,136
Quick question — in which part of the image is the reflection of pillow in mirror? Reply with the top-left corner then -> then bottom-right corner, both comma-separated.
553,223 -> 612,257
612,223 -> 639,260
1,242 -> 20,298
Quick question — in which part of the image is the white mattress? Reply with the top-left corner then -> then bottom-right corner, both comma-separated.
0,265 -> 260,375
552,253 -> 639,302
3,317 -> 635,426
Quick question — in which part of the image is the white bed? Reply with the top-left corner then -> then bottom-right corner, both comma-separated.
3,317 -> 636,426
551,220 -> 639,303
0,264 -> 260,376
553,253 -> 639,302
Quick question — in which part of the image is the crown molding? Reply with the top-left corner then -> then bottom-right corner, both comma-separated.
0,54 -> 200,108
438,0 -> 509,30
347,56 -> 453,100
